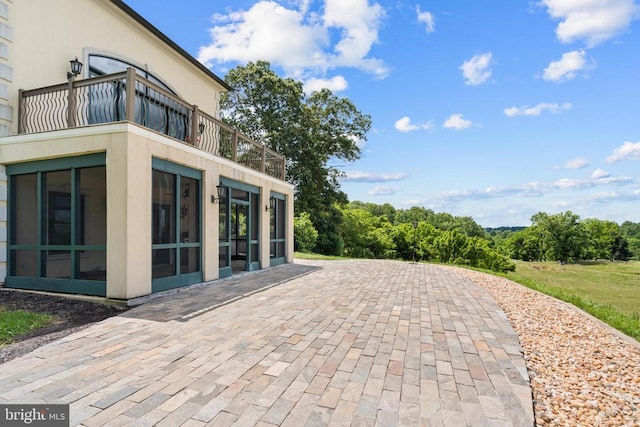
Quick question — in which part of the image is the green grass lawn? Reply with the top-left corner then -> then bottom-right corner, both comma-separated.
509,260 -> 640,316
294,251 -> 348,261
504,260 -> 640,341
0,309 -> 54,345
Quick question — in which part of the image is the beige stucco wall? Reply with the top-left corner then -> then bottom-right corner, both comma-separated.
0,0 -> 12,282
9,0 -> 225,136
0,124 -> 294,299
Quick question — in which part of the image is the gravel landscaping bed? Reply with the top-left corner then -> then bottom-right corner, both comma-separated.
455,267 -> 640,427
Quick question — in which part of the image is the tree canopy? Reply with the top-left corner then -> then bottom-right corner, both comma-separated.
500,211 -> 636,262
220,61 -> 372,254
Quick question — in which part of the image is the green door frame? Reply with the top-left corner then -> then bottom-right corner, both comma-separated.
151,158 -> 203,293
218,177 -> 261,277
269,192 -> 287,266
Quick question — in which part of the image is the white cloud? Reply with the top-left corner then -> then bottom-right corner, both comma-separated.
323,0 -> 388,76
563,157 -> 589,169
443,113 -> 472,130
586,190 -> 640,202
416,6 -> 435,33
394,116 -> 433,133
304,75 -> 348,93
543,50 -> 587,82
343,171 -> 408,182
429,172 -> 631,203
553,175 -> 631,189
553,178 -> 591,189
539,0 -> 639,47
197,0 -> 389,78
459,52 -> 492,86
369,186 -> 401,195
606,141 -> 640,163
504,102 -> 572,117
591,168 -> 610,179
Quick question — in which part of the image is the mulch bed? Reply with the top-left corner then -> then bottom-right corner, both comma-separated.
0,288 -> 127,364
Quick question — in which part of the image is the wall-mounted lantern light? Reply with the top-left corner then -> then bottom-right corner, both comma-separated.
265,197 -> 276,211
211,185 -> 227,203
67,57 -> 83,80
198,122 -> 206,135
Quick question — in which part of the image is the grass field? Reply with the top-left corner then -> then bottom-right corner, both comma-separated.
509,260 -> 640,316
504,260 -> 640,341
0,309 -> 53,345
294,251 -> 347,261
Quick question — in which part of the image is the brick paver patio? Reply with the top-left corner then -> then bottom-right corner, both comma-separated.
0,259 -> 534,426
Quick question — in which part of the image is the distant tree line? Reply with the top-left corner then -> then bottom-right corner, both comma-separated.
489,211 -> 639,263
295,202 -> 516,273
295,203 -> 639,271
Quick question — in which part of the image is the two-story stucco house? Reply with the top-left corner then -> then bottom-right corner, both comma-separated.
0,0 -> 294,301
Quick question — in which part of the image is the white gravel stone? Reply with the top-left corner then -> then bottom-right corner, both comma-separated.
452,267 -> 640,427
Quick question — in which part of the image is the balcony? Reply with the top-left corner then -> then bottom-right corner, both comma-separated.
17,68 -> 286,180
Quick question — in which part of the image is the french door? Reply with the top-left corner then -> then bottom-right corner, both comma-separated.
218,179 -> 261,278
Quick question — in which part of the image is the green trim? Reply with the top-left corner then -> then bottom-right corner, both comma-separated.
218,266 -> 232,279
7,160 -> 108,295
219,176 -> 260,194
152,157 -> 202,179
269,194 -> 287,262
248,261 -> 260,272
151,161 -> 203,293
270,257 -> 286,267
152,271 -> 203,293
4,277 -> 106,297
6,153 -> 106,175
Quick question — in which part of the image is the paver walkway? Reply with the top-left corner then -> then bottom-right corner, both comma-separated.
0,259 -> 534,426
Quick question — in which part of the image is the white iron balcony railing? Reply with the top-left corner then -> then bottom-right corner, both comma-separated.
17,67 -> 285,180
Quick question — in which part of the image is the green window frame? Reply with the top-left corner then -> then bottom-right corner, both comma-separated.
151,158 -> 203,292
269,192 -> 287,266
6,153 -> 107,296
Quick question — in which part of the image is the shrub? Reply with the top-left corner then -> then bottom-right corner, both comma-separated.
294,212 -> 318,252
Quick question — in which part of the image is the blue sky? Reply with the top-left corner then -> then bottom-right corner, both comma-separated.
125,0 -> 640,227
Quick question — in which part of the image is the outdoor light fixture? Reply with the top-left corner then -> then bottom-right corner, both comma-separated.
198,122 -> 206,135
211,185 -> 227,203
67,57 -> 83,80
265,197 -> 276,211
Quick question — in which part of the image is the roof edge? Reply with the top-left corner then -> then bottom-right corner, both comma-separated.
109,0 -> 232,91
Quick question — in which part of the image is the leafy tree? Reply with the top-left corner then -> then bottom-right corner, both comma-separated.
531,211 -> 588,263
220,61 -> 372,254
451,216 -> 487,238
503,227 -> 543,261
293,212 -> 318,252
621,221 -> 640,260
583,218 -> 629,261
394,206 -> 432,225
434,230 -> 468,264
348,201 -> 396,223
313,205 -> 345,255
342,208 -> 395,258
611,235 -> 632,261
